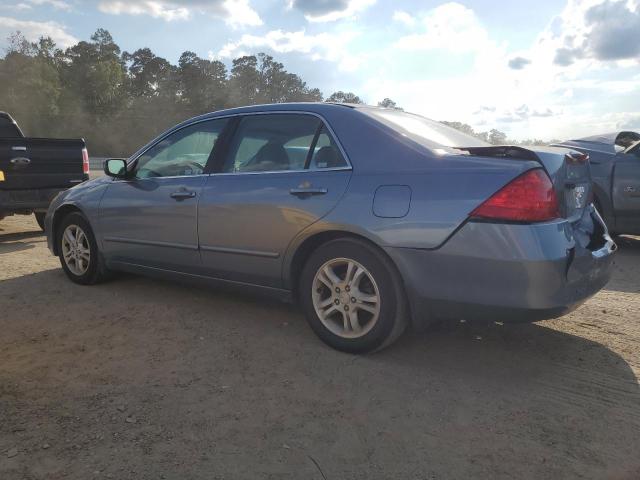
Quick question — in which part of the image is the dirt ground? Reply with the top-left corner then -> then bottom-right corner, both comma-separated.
1,214 -> 639,480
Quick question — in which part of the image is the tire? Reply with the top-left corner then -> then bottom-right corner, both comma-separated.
57,212 -> 111,285
300,238 -> 407,353
34,212 -> 46,231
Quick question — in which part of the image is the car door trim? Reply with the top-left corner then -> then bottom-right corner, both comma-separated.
200,244 -> 280,258
103,236 -> 199,251
208,166 -> 352,177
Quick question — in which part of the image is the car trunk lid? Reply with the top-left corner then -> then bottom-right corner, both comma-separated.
460,145 -> 592,222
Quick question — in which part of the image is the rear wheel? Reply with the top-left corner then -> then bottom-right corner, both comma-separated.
300,238 -> 407,353
34,212 -> 46,231
57,212 -> 111,285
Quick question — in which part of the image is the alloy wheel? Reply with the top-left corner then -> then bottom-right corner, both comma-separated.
311,257 -> 381,339
61,224 -> 91,276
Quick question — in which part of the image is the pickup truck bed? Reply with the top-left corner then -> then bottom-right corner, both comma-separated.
0,112 -> 88,228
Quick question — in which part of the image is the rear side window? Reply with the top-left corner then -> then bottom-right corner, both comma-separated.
223,114 -> 321,173
308,126 -> 348,169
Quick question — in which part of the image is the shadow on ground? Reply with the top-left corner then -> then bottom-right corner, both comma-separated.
605,235 -> 640,294
0,268 -> 639,479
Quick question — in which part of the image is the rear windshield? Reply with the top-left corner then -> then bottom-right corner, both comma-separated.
362,108 -> 488,149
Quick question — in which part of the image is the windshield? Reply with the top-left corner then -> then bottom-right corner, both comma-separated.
362,108 -> 489,149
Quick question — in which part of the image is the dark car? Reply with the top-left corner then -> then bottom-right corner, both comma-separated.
0,112 -> 88,230
553,131 -> 640,235
45,103 -> 615,353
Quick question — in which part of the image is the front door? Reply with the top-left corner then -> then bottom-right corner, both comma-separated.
99,118 -> 228,272
197,113 -> 352,287
612,144 -> 640,232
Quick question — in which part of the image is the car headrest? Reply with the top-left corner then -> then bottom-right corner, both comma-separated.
254,142 -> 289,168
314,146 -> 342,168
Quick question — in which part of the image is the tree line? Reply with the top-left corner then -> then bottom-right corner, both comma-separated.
0,29 -> 548,156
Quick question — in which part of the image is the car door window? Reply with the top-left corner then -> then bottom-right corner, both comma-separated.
135,119 -> 227,179
308,126 -> 348,169
222,114 -> 321,173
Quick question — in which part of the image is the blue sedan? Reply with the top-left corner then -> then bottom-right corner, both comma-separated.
46,103 -> 616,353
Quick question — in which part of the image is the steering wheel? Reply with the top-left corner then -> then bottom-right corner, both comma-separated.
184,160 -> 205,172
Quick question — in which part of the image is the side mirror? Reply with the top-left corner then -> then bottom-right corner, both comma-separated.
104,158 -> 128,179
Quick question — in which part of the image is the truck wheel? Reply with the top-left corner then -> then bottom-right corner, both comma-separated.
300,238 -> 407,354
34,212 -> 46,231
57,212 -> 111,285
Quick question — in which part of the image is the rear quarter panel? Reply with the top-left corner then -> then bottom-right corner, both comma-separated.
300,108 -> 539,249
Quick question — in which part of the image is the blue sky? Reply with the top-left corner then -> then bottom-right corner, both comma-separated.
1,0 -> 639,140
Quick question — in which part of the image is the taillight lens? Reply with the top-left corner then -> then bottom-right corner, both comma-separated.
565,152 -> 589,165
470,169 -> 560,222
82,148 -> 90,174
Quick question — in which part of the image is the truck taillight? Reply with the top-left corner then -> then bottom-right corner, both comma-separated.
565,152 -> 589,165
470,169 -> 560,223
82,148 -> 89,174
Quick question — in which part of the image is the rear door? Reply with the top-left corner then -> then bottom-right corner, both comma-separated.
612,145 -> 640,230
99,118 -> 228,271
197,112 -> 352,287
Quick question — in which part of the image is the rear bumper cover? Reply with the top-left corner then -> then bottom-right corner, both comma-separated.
386,216 -> 616,327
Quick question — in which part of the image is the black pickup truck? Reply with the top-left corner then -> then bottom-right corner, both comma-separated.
0,112 -> 89,230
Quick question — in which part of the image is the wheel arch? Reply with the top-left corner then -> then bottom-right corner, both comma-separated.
51,203 -> 88,256
285,228 -> 410,313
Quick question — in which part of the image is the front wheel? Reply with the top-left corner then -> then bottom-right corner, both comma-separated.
57,212 -> 111,285
300,238 -> 407,353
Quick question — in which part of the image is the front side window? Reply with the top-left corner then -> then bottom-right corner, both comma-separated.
222,114 -> 321,173
135,119 -> 227,179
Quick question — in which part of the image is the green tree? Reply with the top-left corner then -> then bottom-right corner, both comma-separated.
0,32 -> 62,135
123,48 -> 174,98
488,128 -> 508,145
178,51 -> 228,113
377,98 -> 402,110
326,91 -> 363,104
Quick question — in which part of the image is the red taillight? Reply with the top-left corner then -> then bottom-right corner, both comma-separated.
82,148 -> 89,174
470,169 -> 560,222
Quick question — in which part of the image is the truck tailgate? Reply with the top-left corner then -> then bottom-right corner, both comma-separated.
0,137 -> 87,190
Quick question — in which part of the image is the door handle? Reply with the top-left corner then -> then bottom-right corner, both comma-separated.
170,190 -> 196,200
289,187 -> 328,197
10,157 -> 31,167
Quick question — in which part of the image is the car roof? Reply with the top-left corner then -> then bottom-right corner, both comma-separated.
194,102 -> 356,120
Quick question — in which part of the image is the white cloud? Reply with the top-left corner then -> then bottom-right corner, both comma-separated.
365,0 -> 640,140
222,0 -> 262,28
394,2 -> 493,53
0,16 -> 77,47
27,0 -> 71,10
98,1 -> 189,21
97,0 -> 262,26
392,10 -> 415,27
216,28 -> 361,71
290,0 -> 375,23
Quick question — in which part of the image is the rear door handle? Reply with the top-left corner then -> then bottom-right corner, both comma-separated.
289,187 -> 328,197
170,190 -> 196,200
